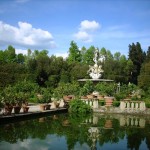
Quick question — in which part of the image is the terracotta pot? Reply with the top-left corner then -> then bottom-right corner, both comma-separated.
14,106 -> 21,114
87,95 -> 94,99
39,104 -> 46,111
105,97 -> 113,106
23,107 -> 29,113
63,96 -> 72,102
4,107 -> 13,115
45,104 -> 50,110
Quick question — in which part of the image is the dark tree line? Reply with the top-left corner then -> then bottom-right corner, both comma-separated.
0,41 -> 150,91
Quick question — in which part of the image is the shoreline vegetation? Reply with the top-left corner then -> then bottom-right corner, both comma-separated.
0,42 -> 150,118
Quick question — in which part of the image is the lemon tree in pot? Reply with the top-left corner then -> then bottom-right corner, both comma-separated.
38,88 -> 51,111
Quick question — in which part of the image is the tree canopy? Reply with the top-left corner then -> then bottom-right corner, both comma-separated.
0,42 -> 149,91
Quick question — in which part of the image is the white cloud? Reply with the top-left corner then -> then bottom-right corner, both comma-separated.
79,20 -> 100,32
55,52 -> 68,59
74,31 -> 92,42
0,21 -> 56,49
16,49 -> 28,55
74,20 -> 100,43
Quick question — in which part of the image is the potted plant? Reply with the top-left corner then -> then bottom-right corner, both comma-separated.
13,92 -> 23,114
2,86 -> 15,115
37,88 -> 51,111
22,93 -> 30,113
3,94 -> 13,115
0,93 -> 4,113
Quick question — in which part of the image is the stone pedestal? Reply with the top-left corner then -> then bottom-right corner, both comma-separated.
120,101 -> 126,110
59,99 -> 65,108
93,100 -> 98,109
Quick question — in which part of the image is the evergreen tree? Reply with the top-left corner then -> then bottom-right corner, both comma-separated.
83,46 -> 95,65
128,42 -> 145,84
67,41 -> 81,63
138,61 -> 150,90
145,46 -> 150,62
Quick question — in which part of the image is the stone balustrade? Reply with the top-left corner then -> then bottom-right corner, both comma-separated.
82,99 -> 99,109
120,100 -> 146,111
120,117 -> 145,128
84,116 -> 145,128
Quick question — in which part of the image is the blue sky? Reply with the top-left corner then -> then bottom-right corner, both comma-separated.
0,0 -> 150,57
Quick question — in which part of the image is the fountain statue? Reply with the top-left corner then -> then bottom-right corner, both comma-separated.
87,49 -> 104,79
78,49 -> 113,82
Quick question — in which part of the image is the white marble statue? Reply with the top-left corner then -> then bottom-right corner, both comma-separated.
87,49 -> 104,79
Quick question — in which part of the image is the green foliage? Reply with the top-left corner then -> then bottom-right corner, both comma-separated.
69,99 -> 92,114
113,101 -> 120,107
145,103 -> 150,108
70,63 -> 89,81
114,92 -> 126,101
0,43 -> 150,102
67,41 -> 81,63
95,82 -> 115,96
99,100 -> 105,106
53,82 -> 80,99
128,42 -> 146,84
37,88 -> 52,103
138,61 -> 150,91
79,80 -> 94,96
82,46 -> 95,65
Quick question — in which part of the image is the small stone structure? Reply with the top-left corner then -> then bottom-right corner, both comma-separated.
82,99 -> 99,109
120,100 -> 146,111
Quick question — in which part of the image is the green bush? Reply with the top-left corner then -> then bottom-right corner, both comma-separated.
145,103 -> 150,108
113,101 -> 120,107
53,81 -> 80,99
99,100 -> 105,106
114,92 -> 126,101
69,99 -> 92,114
79,80 -> 94,96
95,82 -> 115,96
37,88 -> 52,103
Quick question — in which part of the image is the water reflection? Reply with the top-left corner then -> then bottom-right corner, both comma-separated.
0,113 -> 150,150
84,114 -> 146,128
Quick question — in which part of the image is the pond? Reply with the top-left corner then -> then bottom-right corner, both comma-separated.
0,113 -> 150,150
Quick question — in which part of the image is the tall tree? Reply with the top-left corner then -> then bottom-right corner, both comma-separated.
145,46 -> 150,62
4,45 -> 16,63
67,41 -> 81,64
138,61 -> 150,90
128,42 -> 145,84
83,46 -> 95,65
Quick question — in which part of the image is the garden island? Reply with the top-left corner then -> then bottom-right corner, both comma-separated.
0,41 -> 150,149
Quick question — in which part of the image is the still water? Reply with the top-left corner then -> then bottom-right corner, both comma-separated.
0,113 -> 150,150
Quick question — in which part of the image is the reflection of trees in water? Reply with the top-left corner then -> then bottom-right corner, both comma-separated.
126,128 -> 145,150
0,113 -> 150,150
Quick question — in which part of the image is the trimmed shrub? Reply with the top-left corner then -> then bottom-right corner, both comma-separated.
69,99 -> 92,114
113,101 -> 120,107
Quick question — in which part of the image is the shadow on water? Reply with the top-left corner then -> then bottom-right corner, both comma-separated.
0,113 -> 150,150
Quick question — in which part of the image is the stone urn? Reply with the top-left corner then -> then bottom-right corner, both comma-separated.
105,97 -> 113,106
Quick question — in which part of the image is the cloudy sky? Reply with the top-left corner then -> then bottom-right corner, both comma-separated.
0,0 -> 150,57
